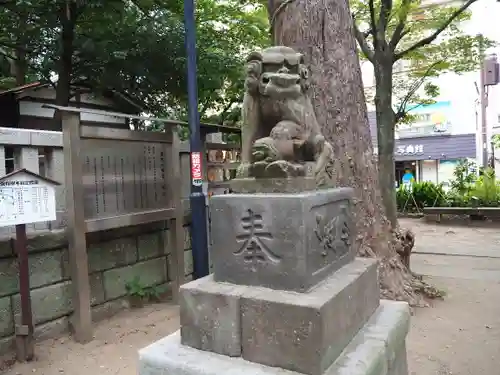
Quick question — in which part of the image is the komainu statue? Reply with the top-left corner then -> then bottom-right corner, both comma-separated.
237,46 -> 334,186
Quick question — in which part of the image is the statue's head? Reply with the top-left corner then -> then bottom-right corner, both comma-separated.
244,46 -> 309,99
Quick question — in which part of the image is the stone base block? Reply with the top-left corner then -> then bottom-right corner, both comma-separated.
210,187 -> 355,292
180,258 -> 380,375
230,176 -> 322,194
138,300 -> 410,375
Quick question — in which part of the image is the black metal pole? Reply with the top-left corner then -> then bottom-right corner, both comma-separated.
184,0 -> 209,279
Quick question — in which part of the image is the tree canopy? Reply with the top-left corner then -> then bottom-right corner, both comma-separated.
351,0 -> 493,226
0,0 -> 269,122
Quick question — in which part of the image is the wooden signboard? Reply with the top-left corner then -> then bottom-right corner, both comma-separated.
0,169 -> 58,227
0,169 -> 60,362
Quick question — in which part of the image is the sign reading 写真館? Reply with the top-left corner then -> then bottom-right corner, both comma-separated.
0,169 -> 59,227
395,144 -> 424,156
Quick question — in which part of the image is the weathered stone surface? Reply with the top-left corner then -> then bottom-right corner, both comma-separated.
103,257 -> 167,300
0,238 -> 13,258
327,300 -> 410,375
388,345 -> 408,375
12,282 -> 72,325
35,316 -> 69,341
0,336 -> 13,355
210,188 -> 355,292
138,300 -> 410,375
0,296 -> 13,337
87,237 -> 138,273
240,258 -> 379,375
90,273 -> 105,306
184,250 -> 193,276
183,226 -> 191,250
138,232 -> 163,260
0,250 -> 64,298
230,176 -> 322,194
180,276 -> 244,357
29,250 -> 64,289
91,298 -> 129,322
26,231 -> 67,253
0,258 -> 18,297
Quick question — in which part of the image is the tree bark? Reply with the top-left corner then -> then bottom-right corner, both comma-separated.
54,0 -> 78,130
268,0 -> 426,304
10,48 -> 26,86
374,61 -> 398,227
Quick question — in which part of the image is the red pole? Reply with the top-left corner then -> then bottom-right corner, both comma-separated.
15,223 -> 34,361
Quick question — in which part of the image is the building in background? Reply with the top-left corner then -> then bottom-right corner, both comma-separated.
369,101 -> 477,188
361,0 -> 500,185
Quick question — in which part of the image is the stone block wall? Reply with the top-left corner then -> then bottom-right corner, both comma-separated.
0,221 -> 193,355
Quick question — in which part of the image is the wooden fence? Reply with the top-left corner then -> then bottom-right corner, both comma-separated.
0,108 -> 240,342
0,125 -> 241,234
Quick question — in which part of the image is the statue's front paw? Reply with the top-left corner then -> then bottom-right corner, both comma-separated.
236,163 -> 250,178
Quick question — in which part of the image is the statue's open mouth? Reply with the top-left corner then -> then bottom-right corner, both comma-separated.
261,72 -> 302,98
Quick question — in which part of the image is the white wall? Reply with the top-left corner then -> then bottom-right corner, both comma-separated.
421,160 -> 438,183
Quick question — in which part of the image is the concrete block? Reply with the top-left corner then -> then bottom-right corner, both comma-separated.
26,231 -> 66,253
12,282 -> 72,325
138,300 -> 410,375
388,344 -> 408,375
87,237 -> 138,273
183,226 -> 191,250
326,300 -> 410,375
210,188 -> 355,292
240,258 -> 379,375
0,336 -> 13,355
90,273 -> 105,306
184,250 -> 193,276
91,298 -> 128,322
138,232 -> 163,260
29,249 -> 64,289
0,296 -> 13,337
34,316 -> 69,341
0,258 -> 18,297
103,258 -> 167,300
0,238 -> 13,258
180,276 -> 244,356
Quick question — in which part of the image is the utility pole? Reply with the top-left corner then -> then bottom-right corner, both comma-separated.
479,34 -> 488,169
478,32 -> 500,170
184,0 -> 210,279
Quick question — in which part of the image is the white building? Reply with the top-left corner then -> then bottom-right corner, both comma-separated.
361,0 -> 500,187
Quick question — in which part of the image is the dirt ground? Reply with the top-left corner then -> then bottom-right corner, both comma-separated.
2,218 -> 500,375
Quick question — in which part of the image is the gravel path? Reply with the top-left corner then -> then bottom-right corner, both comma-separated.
2,218 -> 499,375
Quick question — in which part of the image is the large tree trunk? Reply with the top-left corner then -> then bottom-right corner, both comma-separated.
374,61 -> 398,227
54,0 -> 77,130
267,0 -> 427,304
10,49 -> 26,86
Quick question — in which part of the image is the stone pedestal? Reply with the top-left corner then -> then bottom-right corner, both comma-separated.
138,187 -> 410,375
211,187 -> 354,292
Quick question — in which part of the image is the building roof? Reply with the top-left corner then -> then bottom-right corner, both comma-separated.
0,81 -> 46,95
0,168 -> 61,185
0,81 -> 144,112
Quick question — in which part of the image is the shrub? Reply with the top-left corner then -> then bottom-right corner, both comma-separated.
449,159 -> 477,196
469,168 -> 500,207
397,181 -> 447,212
445,191 -> 470,207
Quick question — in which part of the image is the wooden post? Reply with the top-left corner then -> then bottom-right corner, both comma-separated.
61,111 -> 93,343
12,147 -> 38,361
14,223 -> 34,361
169,131 -> 185,302
44,148 -> 66,230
